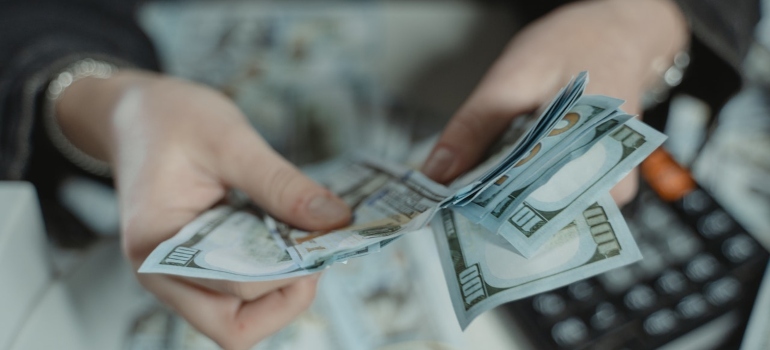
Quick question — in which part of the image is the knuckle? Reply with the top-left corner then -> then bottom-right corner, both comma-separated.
286,278 -> 319,310
228,282 -> 264,301
209,319 -> 259,350
214,335 -> 249,350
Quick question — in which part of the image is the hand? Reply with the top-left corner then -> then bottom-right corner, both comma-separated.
56,71 -> 352,350
422,0 -> 688,206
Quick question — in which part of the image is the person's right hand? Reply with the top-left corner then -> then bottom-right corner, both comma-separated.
55,70 -> 352,350
421,0 -> 688,206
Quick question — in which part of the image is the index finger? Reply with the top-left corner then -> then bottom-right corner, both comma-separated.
421,85 -> 544,184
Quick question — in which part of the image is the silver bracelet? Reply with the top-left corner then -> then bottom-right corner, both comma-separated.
44,58 -> 118,177
642,50 -> 691,109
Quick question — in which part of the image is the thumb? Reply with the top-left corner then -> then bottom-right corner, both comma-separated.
214,128 -> 351,231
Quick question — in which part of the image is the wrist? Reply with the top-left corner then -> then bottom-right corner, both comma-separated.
55,70 -> 159,165
602,0 -> 690,85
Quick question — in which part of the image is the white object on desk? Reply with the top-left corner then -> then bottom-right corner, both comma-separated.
0,182 -> 55,349
0,182 -> 153,350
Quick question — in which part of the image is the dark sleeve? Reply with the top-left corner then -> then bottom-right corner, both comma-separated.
513,0 -> 761,129
673,0 -> 760,71
664,0 -> 761,128
517,0 -> 760,72
0,0 -> 160,180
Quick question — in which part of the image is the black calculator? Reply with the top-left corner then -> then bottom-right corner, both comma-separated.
504,149 -> 770,349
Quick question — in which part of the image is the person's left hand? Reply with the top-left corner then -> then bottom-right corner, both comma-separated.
422,0 -> 688,206
55,71 -> 352,350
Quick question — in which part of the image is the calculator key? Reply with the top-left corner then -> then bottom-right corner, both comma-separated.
676,294 -> 708,319
568,281 -> 596,302
640,203 -> 674,232
685,254 -> 721,282
722,234 -> 756,263
638,244 -> 666,276
624,285 -> 657,311
656,269 -> 687,295
665,229 -> 702,262
627,220 -> 644,239
590,302 -> 620,331
552,317 -> 588,347
681,190 -> 711,214
643,309 -> 678,336
697,209 -> 733,239
599,267 -> 636,294
705,277 -> 741,306
532,293 -> 566,316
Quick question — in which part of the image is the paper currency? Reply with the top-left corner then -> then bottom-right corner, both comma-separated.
140,156 -> 453,279
139,71 -> 662,330
432,194 -> 641,329
138,206 -> 328,282
446,71 -> 589,207
453,95 -> 627,222
489,119 -> 665,257
267,156 -> 452,268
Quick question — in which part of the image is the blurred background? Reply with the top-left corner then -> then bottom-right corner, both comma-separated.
2,0 -> 770,349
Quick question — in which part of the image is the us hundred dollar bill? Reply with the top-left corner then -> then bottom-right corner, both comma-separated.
486,118 -> 665,258
270,156 -> 452,268
432,194 -> 641,328
138,206 -> 326,282
448,72 -> 589,207
454,95 -> 627,222
139,72 -> 659,287
139,156 -> 452,280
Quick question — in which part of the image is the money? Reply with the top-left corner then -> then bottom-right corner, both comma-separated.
267,156 -> 452,268
139,71 -> 662,327
139,206 -> 327,282
140,156 -> 453,279
447,72 -> 589,207
454,95 -> 627,223
488,119 -> 664,257
432,194 -> 641,329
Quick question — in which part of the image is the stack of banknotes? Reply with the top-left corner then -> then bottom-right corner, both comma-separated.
140,71 -> 666,328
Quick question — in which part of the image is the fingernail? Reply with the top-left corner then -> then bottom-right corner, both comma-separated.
307,194 -> 349,224
422,147 -> 454,181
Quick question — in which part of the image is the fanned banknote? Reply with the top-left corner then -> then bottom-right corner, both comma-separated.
139,206 -> 328,282
141,156 -> 453,279
446,72 -> 589,207
453,95 -> 627,222
482,119 -> 664,257
266,157 -> 452,268
432,194 -> 641,329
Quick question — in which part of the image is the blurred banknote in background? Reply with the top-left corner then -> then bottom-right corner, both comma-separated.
139,2 -> 383,165
694,88 -> 770,251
